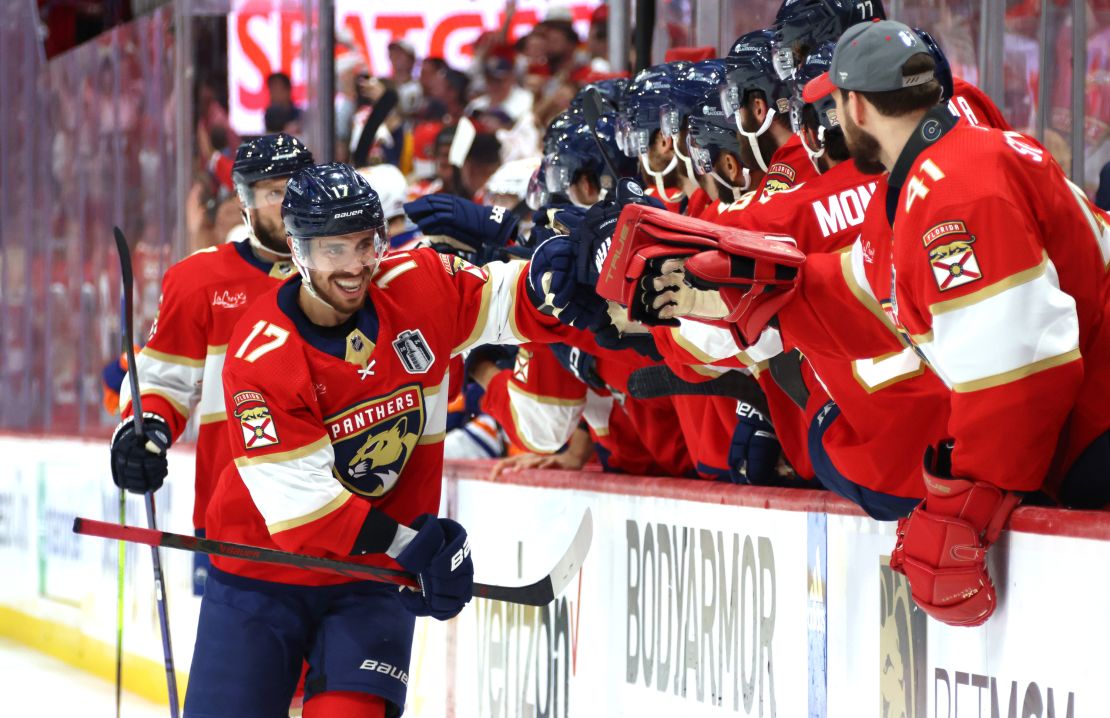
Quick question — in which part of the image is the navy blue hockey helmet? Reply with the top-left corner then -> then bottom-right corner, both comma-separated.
791,41 -> 844,168
914,27 -> 954,102
775,0 -> 886,55
570,77 -> 629,113
617,62 -> 691,156
232,133 -> 314,208
722,33 -> 792,118
793,41 -> 839,133
545,115 -> 636,196
282,163 -> 389,275
666,59 -> 729,134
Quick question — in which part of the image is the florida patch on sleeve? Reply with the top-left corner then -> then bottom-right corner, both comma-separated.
923,221 -> 982,291
233,391 -> 280,449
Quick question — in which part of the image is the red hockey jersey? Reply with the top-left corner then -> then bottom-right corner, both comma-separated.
207,250 -> 576,584
754,133 -> 819,201
120,240 -> 294,529
876,119 -> 1110,492
736,160 -> 952,498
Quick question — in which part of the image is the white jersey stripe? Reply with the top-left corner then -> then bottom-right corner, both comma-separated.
914,258 -> 1080,389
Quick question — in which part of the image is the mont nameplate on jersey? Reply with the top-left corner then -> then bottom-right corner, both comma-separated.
326,385 -> 426,497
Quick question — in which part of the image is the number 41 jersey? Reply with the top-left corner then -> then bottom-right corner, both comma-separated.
207,249 -> 549,585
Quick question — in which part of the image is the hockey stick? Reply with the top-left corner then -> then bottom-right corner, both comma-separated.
580,87 -> 619,188
113,227 -> 180,718
627,365 -> 770,415
74,508 -> 593,607
351,88 -> 399,168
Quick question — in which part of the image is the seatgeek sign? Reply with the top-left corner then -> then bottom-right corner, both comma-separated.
227,0 -> 601,135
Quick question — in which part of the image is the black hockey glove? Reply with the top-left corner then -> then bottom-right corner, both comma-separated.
726,401 -> 781,485
395,514 -> 474,621
110,414 -> 172,494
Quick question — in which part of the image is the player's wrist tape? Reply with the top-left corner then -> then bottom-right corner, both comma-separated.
350,507 -> 411,557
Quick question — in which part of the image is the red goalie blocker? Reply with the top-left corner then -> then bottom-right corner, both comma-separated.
596,203 -> 804,343
595,203 -> 719,305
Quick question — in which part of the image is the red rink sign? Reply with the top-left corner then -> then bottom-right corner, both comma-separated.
228,0 -> 601,135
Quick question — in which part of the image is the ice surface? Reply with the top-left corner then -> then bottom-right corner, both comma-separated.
0,637 -> 169,717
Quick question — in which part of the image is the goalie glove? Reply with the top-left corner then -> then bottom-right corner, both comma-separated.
597,202 -> 804,340
684,231 -> 805,344
889,442 -> 1020,627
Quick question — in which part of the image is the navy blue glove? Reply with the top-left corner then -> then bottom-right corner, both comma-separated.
575,179 -> 664,285
110,414 -> 172,494
527,236 -> 610,329
404,194 -> 518,259
726,401 -> 781,485
529,204 -> 587,247
395,514 -> 474,621
549,343 -> 606,391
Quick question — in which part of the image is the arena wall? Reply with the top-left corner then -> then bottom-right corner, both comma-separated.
0,436 -> 1105,716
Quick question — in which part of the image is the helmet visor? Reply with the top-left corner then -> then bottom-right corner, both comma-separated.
545,162 -> 572,194
291,227 -> 389,272
719,84 -> 742,117
526,166 -> 549,211
659,104 -> 681,138
772,45 -> 795,82
685,129 -> 714,176
238,176 -> 291,209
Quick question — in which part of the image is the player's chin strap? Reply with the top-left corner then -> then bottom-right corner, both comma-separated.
710,166 -> 750,202
639,153 -> 686,204
799,127 -> 826,173
734,108 -> 776,173
672,140 -> 697,181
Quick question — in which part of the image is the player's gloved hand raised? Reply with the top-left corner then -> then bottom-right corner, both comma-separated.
573,178 -> 664,289
529,204 -> 587,247
110,414 -> 172,494
404,195 -> 518,261
526,236 -> 609,329
726,402 -> 781,485
395,514 -> 474,621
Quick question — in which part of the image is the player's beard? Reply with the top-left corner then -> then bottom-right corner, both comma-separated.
841,112 -> 887,175
251,209 -> 289,255
311,267 -> 371,318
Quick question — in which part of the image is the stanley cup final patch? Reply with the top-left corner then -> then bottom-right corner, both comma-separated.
923,221 -> 982,291
233,391 -> 280,449
393,329 -> 435,374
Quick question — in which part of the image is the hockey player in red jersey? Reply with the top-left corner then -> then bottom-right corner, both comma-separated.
109,133 -> 312,594
790,20 -> 1110,626
712,42 -> 952,516
189,162 -> 599,716
721,31 -> 819,200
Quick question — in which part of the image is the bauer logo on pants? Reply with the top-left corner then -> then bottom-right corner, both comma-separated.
233,391 -> 280,449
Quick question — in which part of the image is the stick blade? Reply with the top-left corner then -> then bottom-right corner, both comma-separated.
543,507 -> 593,599
473,507 -> 593,606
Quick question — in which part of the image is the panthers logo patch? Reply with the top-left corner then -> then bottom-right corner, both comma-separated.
326,386 -> 425,497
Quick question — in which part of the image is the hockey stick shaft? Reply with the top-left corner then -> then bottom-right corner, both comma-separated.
74,511 -> 591,607
115,490 -> 124,718
581,87 -> 619,182
114,227 -> 180,718
352,89 -> 399,168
